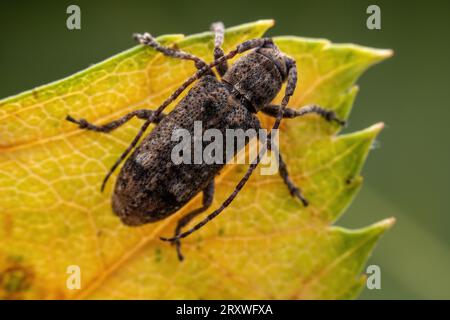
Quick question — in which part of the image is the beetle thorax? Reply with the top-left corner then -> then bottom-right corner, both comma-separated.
222,47 -> 287,113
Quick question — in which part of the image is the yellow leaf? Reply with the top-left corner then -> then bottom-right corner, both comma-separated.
0,20 -> 394,299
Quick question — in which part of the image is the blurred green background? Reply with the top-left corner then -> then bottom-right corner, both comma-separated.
0,0 -> 449,299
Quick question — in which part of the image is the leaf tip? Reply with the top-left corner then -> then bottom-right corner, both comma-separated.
344,122 -> 384,144
379,48 -> 394,58
348,46 -> 393,68
256,19 -> 276,28
368,48 -> 394,65
224,20 -> 275,40
252,19 -> 276,32
364,217 -> 396,238
378,217 -> 396,229
371,121 -> 385,133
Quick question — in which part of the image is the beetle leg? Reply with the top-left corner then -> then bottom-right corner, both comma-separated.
66,110 -> 166,133
276,148 -> 308,207
172,180 -> 215,261
134,32 -> 210,71
261,104 -> 346,126
210,22 -> 228,77
261,103 -> 346,206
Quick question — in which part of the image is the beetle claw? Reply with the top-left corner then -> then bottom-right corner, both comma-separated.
334,118 -> 347,126
160,236 -> 176,242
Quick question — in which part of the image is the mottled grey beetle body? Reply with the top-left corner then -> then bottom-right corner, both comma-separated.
112,74 -> 260,226
66,22 -> 343,260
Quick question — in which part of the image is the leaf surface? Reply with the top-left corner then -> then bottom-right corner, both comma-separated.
0,20 -> 393,299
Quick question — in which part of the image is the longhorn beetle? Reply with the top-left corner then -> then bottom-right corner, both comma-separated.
66,22 -> 345,260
